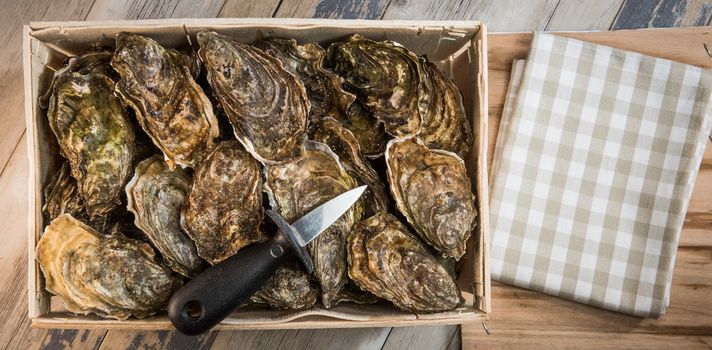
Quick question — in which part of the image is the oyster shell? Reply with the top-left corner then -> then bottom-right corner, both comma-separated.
45,49 -> 135,220
344,100 -> 388,158
386,137 -> 476,260
264,141 -> 362,308
197,31 -> 309,165
182,140 -> 265,265
43,162 -> 85,221
326,34 -> 423,138
419,60 -> 472,157
249,264 -> 318,310
126,155 -> 203,278
36,214 -> 181,320
112,33 -> 219,169
347,212 -> 463,312
258,38 -> 355,123
309,117 -> 389,217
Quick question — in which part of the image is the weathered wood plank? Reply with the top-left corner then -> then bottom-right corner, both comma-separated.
40,329 -> 107,350
381,325 -> 458,350
218,0 -> 282,17
274,0 -> 391,19
303,328 -> 392,349
381,0 -> 560,31
612,0 -> 712,29
87,0 -> 226,19
0,0 -> 94,199
209,329 -> 314,349
0,135 -> 48,350
545,0 -> 624,31
97,330 -> 216,350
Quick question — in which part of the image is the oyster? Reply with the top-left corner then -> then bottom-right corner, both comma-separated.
112,33 -> 219,169
36,214 -> 181,320
258,38 -> 355,123
249,264 -> 318,310
386,137 -> 476,260
343,101 -> 388,158
182,140 -> 265,265
45,49 -> 134,219
347,212 -> 463,312
264,141 -> 362,307
197,31 -> 309,164
43,162 -> 85,221
419,60 -> 472,157
326,34 -> 423,138
309,117 -> 389,217
126,155 -> 203,278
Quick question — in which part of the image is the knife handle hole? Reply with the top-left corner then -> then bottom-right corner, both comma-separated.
270,244 -> 284,258
183,300 -> 203,320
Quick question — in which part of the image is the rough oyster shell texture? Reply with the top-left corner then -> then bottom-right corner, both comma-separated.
43,162 -> 85,221
249,264 -> 318,310
309,117 -> 389,217
125,155 -> 203,278
419,59 -> 472,157
36,214 -> 181,320
264,141 -> 362,308
327,34 -> 423,138
112,33 -> 219,169
386,137 -> 476,260
260,38 -> 388,158
258,38 -> 355,123
45,49 -> 135,220
347,212 -> 463,312
182,140 -> 265,265
197,31 -> 309,165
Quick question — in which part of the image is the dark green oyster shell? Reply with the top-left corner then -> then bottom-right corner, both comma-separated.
45,49 -> 134,219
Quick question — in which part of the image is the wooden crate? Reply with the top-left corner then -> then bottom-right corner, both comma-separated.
23,18 -> 489,330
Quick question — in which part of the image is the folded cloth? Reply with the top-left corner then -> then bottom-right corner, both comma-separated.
489,32 -> 712,317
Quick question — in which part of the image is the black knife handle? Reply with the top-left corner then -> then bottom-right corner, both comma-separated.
167,233 -> 293,335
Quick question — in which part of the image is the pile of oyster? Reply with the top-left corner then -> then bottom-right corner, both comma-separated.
36,32 -> 477,320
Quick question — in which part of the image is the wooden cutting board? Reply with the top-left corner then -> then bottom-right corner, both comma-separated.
463,26 -> 712,349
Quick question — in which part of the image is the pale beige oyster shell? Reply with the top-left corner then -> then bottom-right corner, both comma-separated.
35,214 -> 181,320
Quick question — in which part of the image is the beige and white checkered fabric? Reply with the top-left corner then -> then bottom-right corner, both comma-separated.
489,33 -> 712,317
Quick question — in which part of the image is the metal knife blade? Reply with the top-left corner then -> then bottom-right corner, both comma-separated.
290,185 -> 367,246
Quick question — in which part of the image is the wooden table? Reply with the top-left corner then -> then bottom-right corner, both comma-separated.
2,1 -> 711,349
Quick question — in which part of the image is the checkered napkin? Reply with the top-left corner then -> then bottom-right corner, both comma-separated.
489,32 -> 712,317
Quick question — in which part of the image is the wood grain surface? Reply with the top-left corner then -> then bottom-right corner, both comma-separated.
1,0 -> 711,349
